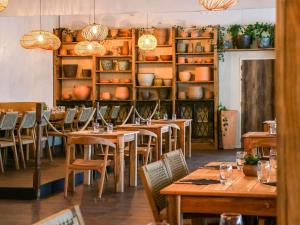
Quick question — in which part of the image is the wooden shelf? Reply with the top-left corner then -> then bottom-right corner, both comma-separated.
58,99 -> 93,102
135,44 -> 172,48
176,81 -> 214,84
97,55 -> 132,58
96,99 -> 133,102
176,52 -> 213,55
137,99 -> 172,102
176,63 -> 214,66
96,83 -> 133,85
105,37 -> 132,40
136,86 -> 172,89
224,48 -> 275,52
57,55 -> 92,58
136,61 -> 172,64
57,77 -> 92,80
96,70 -> 132,73
175,37 -> 212,40
176,99 -> 214,101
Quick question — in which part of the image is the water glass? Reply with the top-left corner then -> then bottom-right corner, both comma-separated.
172,114 -> 177,120
236,151 -> 245,170
135,117 -> 141,125
146,119 -> 152,126
219,163 -> 233,185
269,122 -> 277,135
163,113 -> 168,121
220,213 -> 243,225
93,122 -> 100,132
107,123 -> 114,133
269,148 -> 277,169
257,160 -> 271,183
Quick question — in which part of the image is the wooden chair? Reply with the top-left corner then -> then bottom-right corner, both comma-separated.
163,149 -> 189,182
97,106 -> 108,126
16,111 -> 36,168
139,160 -> 172,222
0,112 -> 19,172
32,205 -> 85,225
125,129 -> 157,165
40,110 -> 53,161
75,107 -> 94,130
110,106 -> 120,124
169,123 -> 180,151
64,135 -> 116,198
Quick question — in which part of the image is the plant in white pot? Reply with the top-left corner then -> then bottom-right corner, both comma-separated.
219,104 -> 238,149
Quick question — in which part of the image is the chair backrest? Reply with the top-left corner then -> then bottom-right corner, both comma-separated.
77,107 -> 94,123
139,160 -> 172,222
0,112 -> 19,131
41,110 -> 51,127
67,135 -> 116,149
19,111 -> 36,130
163,149 -> 189,182
169,123 -> 180,131
32,205 -> 85,225
98,106 -> 108,118
111,106 -> 120,120
64,108 -> 77,124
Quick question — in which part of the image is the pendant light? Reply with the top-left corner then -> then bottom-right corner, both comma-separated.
198,0 -> 238,10
74,41 -> 106,56
20,0 -> 61,50
81,0 -> 108,41
0,0 -> 9,12
138,13 -> 157,51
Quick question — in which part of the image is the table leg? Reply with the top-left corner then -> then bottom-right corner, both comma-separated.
187,123 -> 192,158
165,127 -> 172,152
167,195 -> 183,225
115,136 -> 125,192
179,124 -> 186,156
156,130 -> 163,159
129,133 -> 137,187
83,144 -> 92,185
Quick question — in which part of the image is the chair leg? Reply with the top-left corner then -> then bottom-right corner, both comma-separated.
11,132 -> 20,170
19,142 -> 26,169
64,168 -> 70,198
52,136 -> 56,153
0,150 -> 4,173
97,168 -> 106,198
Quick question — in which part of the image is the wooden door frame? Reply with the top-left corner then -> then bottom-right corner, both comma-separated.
276,0 -> 300,224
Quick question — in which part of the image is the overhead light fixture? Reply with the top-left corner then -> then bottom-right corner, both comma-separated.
20,0 -> 61,50
138,13 -> 157,51
198,0 -> 238,10
0,0 -> 9,12
81,0 -> 108,41
74,41 -> 106,56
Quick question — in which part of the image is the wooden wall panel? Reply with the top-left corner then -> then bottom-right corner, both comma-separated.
276,0 -> 300,224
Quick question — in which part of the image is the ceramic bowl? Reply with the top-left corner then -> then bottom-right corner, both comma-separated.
160,55 -> 172,61
179,71 -> 191,82
145,56 -> 159,61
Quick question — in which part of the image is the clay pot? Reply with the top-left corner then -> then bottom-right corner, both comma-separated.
110,29 -> 119,38
68,49 -> 76,56
101,92 -> 111,100
154,28 -> 169,45
76,30 -> 85,42
178,91 -> 186,100
188,86 -> 203,99
82,69 -> 91,78
187,57 -> 193,64
122,41 -> 129,55
62,92 -> 72,100
138,73 -> 154,86
163,79 -> 172,86
100,80 -> 110,83
154,78 -> 163,86
180,31 -> 188,38
118,60 -> 129,71
179,71 -> 191,82
191,30 -> 200,38
115,87 -> 129,100
63,64 -> 78,78
221,110 -> 238,149
187,42 -> 193,53
101,60 -> 113,71
121,79 -> 131,83
204,88 -> 214,99
177,42 -> 187,53
145,55 -> 159,61
178,57 -> 186,64
73,85 -> 91,100
160,55 -> 172,61
195,67 -> 210,81
112,78 -> 120,83
243,165 -> 257,177
65,34 -> 73,43
59,48 -> 67,56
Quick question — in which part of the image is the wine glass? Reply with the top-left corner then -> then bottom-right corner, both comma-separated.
220,213 -> 243,225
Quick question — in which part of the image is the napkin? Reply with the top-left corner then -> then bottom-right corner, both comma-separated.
177,179 -> 220,185
263,182 -> 277,187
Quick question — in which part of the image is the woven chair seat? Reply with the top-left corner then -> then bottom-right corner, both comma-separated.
0,138 -> 14,147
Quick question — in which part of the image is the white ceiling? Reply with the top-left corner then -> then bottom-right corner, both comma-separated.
1,0 -> 276,17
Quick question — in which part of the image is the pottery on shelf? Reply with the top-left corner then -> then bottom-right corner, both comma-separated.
237,34 -> 252,49
76,30 -> 85,42
187,57 -> 193,64
101,60 -> 113,71
101,92 -> 111,100
141,90 -> 151,100
112,78 -> 120,83
179,71 -> 191,82
59,48 -> 67,56
121,79 -> 131,83
100,79 -> 110,83
178,57 -> 186,64
180,30 -> 188,38
157,89 -> 169,99
62,92 -> 72,100
154,28 -> 169,45
110,29 -> 119,38
115,87 -> 129,100
191,30 -> 200,38
187,86 -> 203,99
73,85 -> 91,100
195,67 -> 210,81
163,79 -> 172,86
65,33 -> 73,43
160,55 -> 172,61
138,73 -> 154,86
118,28 -> 131,37
118,60 -> 129,71
178,91 -> 186,100
154,78 -> 163,86
194,42 -> 203,53
187,42 -> 193,53
121,41 -> 129,55
82,69 -> 91,78
63,64 -> 78,78
204,88 -> 214,99
177,42 -> 187,53
145,55 -> 159,61
243,165 -> 257,177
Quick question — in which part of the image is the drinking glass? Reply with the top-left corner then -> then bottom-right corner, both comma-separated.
220,213 -> 243,225
163,113 -> 168,121
219,163 -> 233,185
93,122 -> 100,132
269,148 -> 277,169
236,151 -> 246,171
257,160 -> 271,183
172,114 -> 177,120
269,122 -> 277,135
135,117 -> 141,125
146,119 -> 152,126
107,123 -> 114,133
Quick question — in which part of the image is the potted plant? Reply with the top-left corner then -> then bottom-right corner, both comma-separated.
243,154 -> 260,176
227,24 -> 241,48
237,24 -> 255,49
258,23 -> 274,48
219,104 -> 238,149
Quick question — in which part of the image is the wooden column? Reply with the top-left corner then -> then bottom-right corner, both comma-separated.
276,0 -> 300,224
33,103 -> 42,199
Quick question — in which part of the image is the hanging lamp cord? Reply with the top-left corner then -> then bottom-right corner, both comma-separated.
39,0 -> 42,32
93,0 -> 96,24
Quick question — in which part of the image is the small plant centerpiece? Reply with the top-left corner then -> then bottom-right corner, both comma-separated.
243,154 -> 260,176
154,111 -> 161,120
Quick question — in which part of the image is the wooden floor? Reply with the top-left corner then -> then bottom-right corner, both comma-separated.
0,149 -> 236,225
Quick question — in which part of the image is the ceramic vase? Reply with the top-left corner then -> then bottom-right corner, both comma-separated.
179,72 -> 191,82
122,41 -> 129,55
101,60 -> 113,71
138,73 -> 154,86
73,85 -> 91,100
243,165 -> 257,177
188,86 -> 203,99
195,67 -> 210,81
154,28 -> 169,45
118,60 -> 129,71
221,110 -> 238,149
63,64 -> 78,78
115,87 -> 129,100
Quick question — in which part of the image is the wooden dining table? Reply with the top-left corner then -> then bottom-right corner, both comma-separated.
68,130 -> 138,192
118,123 -> 171,160
242,132 -> 277,154
152,119 -> 192,158
161,162 -> 277,225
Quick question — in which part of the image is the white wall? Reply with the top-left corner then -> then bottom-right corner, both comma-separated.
0,16 -> 58,106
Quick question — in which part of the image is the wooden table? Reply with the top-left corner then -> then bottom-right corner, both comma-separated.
118,123 -> 171,160
161,163 -> 277,225
68,130 -> 138,192
152,119 -> 192,158
242,132 -> 277,154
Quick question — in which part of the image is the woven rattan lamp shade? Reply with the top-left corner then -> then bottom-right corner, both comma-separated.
0,0 -> 8,12
74,41 -> 105,56
20,31 -> 61,50
82,23 -> 108,41
138,34 -> 157,51
198,0 -> 238,10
